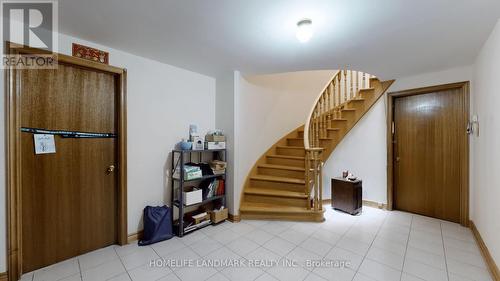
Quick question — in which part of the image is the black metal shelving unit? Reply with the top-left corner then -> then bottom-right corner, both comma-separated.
171,149 -> 226,237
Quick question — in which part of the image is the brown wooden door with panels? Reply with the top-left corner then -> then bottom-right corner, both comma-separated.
390,82 -> 469,224
20,63 -> 118,272
6,44 -> 127,280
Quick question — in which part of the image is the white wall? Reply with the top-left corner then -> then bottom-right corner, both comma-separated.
234,70 -> 336,214
215,72 -> 236,214
322,65 -> 473,204
389,65 -> 473,92
322,97 -> 388,203
471,19 -> 500,266
0,34 -> 216,272
231,67 -> 474,213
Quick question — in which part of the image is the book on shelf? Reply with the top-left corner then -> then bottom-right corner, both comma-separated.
184,220 -> 211,232
201,178 -> 225,199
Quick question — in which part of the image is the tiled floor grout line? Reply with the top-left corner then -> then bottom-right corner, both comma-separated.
398,214 -> 414,281
149,245 -> 178,281
351,211 -> 389,281
253,221 -> 314,281
76,259 -> 83,281
440,222 -> 451,281
303,212 -> 362,281
112,245 -> 134,281
25,208 -> 492,281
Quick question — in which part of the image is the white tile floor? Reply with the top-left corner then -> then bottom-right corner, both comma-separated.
20,206 -> 493,281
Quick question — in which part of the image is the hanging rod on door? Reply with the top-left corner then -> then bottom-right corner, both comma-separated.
21,127 -> 117,138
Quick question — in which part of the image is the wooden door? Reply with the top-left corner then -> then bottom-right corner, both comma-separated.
393,86 -> 467,223
20,63 -> 118,272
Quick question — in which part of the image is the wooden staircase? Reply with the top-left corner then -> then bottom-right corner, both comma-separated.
239,72 -> 394,222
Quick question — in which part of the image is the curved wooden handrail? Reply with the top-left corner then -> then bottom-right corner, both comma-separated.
304,69 -> 376,210
304,71 -> 340,149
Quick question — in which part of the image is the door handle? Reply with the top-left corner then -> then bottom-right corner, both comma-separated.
106,165 -> 116,174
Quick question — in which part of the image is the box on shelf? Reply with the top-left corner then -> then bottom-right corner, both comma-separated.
174,165 -> 202,180
192,212 -> 210,224
205,134 -> 226,142
183,186 -> 202,206
205,141 -> 226,150
191,137 -> 204,150
209,160 -> 227,175
209,208 -> 228,224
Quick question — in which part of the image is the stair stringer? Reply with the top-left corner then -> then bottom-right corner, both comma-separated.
238,78 -> 395,222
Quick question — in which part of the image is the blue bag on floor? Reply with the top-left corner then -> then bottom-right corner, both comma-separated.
138,205 -> 173,246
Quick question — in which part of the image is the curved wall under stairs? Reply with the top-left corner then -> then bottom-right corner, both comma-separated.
239,77 -> 395,222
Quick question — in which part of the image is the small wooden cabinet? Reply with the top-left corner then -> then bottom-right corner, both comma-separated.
331,178 -> 362,215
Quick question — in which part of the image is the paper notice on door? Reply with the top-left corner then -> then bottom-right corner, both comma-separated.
34,134 -> 56,154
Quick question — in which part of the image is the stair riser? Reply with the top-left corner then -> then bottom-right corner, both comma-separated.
331,120 -> 347,128
327,131 -> 340,139
276,147 -> 305,157
240,211 -> 325,222
250,179 -> 305,192
287,138 -> 304,146
349,99 -> 365,106
319,139 -> 334,147
359,89 -> 375,98
244,194 -> 309,208
341,111 -> 357,119
258,167 -> 304,179
267,157 -> 304,168
370,78 -> 381,89
298,131 -> 304,138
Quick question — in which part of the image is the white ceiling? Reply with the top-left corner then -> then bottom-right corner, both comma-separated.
59,0 -> 500,78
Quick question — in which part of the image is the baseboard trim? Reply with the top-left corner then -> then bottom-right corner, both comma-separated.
470,221 -> 500,281
228,213 -> 241,223
0,272 -> 7,281
127,231 -> 143,243
322,199 -> 387,210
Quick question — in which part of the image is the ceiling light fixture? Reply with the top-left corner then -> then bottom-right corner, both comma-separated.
296,18 -> 313,43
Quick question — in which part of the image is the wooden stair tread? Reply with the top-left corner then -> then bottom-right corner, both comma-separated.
245,187 -> 307,198
250,175 -> 305,184
240,202 -> 321,213
276,146 -> 305,149
359,87 -> 375,91
267,154 -> 305,160
241,78 -> 394,222
258,164 -> 305,171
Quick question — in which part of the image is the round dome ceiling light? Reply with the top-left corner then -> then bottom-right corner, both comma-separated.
296,18 -> 313,43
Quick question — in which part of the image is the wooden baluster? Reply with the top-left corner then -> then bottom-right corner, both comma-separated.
328,79 -> 337,124
314,151 -> 317,211
329,87 -> 332,126
319,98 -> 323,140
343,69 -> 347,104
305,150 -> 311,209
318,99 -> 323,140
311,111 -> 315,147
337,75 -> 341,118
323,89 -> 328,136
315,106 -> 319,147
355,71 -> 359,98
362,72 -> 366,88
349,70 -> 353,100
318,155 -> 323,211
